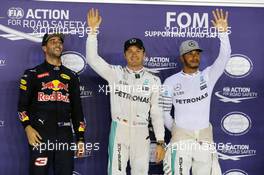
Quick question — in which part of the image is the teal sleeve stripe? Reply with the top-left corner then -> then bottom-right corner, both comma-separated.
108,121 -> 117,175
171,148 -> 176,175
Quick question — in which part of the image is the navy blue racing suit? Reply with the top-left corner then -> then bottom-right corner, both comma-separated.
18,61 -> 85,175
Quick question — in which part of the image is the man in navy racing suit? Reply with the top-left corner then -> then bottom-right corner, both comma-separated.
18,33 -> 86,175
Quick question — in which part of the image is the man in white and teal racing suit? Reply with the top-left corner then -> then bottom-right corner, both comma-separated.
162,9 -> 231,175
86,8 -> 165,175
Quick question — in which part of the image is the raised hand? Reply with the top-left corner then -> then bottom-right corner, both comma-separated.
211,9 -> 229,32
87,8 -> 102,34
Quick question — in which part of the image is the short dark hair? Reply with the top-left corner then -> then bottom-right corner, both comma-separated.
42,33 -> 64,46
124,38 -> 145,52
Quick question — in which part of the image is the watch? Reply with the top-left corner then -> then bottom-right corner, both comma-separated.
156,141 -> 166,148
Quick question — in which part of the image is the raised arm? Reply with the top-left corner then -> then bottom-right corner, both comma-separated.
86,8 -> 114,81
208,9 -> 232,84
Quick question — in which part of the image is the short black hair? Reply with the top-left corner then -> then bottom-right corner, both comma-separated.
124,38 -> 145,52
42,33 -> 64,46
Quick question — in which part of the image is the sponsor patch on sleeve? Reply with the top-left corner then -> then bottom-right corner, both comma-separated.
20,79 -> 27,85
20,84 -> 27,91
78,122 -> 86,132
18,111 -> 29,122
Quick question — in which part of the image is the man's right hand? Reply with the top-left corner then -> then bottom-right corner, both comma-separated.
25,125 -> 42,146
87,8 -> 102,34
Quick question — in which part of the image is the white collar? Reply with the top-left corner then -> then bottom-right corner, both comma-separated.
125,66 -> 144,74
180,70 -> 200,77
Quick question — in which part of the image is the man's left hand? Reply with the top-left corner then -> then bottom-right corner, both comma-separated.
155,144 -> 165,163
211,9 -> 229,32
76,141 -> 85,158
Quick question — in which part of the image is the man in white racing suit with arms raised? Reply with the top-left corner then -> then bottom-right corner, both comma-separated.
86,8 -> 165,175
162,9 -> 231,175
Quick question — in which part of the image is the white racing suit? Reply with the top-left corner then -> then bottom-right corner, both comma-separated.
86,34 -> 165,175
163,125 -> 221,175
162,33 -> 231,175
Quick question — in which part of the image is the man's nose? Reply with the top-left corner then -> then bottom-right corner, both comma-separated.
131,52 -> 137,56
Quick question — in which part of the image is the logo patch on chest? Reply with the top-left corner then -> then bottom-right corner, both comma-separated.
37,72 -> 49,78
200,75 -> 207,90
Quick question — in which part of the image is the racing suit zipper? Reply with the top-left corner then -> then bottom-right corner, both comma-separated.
129,73 -> 135,157
54,67 -> 59,143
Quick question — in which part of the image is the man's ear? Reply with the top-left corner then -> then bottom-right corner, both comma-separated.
42,46 -> 46,52
180,55 -> 184,63
124,52 -> 128,61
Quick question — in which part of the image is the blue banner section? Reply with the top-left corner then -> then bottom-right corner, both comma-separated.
0,1 -> 263,175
